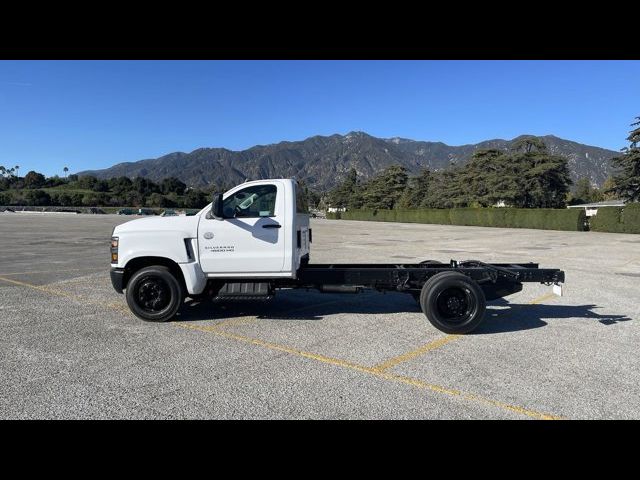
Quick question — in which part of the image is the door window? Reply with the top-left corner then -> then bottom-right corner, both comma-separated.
223,184 -> 277,218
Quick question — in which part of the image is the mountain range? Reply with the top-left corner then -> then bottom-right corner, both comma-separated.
77,132 -> 620,190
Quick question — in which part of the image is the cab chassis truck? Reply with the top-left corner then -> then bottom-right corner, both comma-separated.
110,179 -> 565,334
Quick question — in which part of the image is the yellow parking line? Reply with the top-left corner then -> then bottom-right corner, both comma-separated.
0,275 -> 133,315
209,317 -> 255,329
0,275 -> 79,299
529,292 -> 557,305
0,268 -> 99,277
373,291 -> 561,370
0,274 -> 563,420
177,322 -> 562,420
371,335 -> 460,372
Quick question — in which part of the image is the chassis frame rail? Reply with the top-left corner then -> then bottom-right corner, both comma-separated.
283,260 -> 565,292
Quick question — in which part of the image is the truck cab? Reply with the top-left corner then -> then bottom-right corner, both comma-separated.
111,178 -> 310,300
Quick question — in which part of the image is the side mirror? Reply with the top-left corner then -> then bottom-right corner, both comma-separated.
211,193 -> 224,220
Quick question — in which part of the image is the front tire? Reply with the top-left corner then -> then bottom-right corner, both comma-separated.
126,266 -> 184,322
420,272 -> 486,334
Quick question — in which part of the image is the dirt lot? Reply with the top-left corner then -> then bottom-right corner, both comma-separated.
1,213 -> 638,419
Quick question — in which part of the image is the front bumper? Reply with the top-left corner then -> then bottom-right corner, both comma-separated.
110,268 -> 125,293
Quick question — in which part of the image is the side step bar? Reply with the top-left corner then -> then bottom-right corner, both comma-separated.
212,282 -> 274,302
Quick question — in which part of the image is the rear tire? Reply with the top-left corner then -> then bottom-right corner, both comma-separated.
126,266 -> 184,322
420,271 -> 486,334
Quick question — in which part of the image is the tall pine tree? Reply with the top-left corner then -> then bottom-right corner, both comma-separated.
608,116 -> 640,202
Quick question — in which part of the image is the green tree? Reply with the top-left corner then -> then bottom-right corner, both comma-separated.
602,177 -> 618,200
184,189 -> 208,209
425,167 -> 467,208
132,177 -> 160,196
63,166 -> 69,177
23,170 -> 46,189
147,193 -> 171,208
25,189 -> 51,206
398,168 -> 432,208
572,177 -> 595,204
82,193 -> 108,206
77,175 -> 98,190
327,168 -> 360,209
456,149 -> 508,207
108,176 -> 133,194
361,165 -> 408,210
160,177 -> 187,195
57,193 -> 73,206
510,138 -> 571,208
125,191 -> 145,207
92,180 -> 109,192
69,193 -> 84,206
608,116 -> 640,202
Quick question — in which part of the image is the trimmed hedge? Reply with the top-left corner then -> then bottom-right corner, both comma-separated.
622,203 -> 640,234
328,208 -> 586,231
590,204 -> 640,234
590,207 -> 624,233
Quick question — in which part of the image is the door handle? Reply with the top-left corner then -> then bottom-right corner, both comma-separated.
262,224 -> 281,229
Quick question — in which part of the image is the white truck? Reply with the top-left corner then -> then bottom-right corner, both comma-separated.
110,178 -> 565,334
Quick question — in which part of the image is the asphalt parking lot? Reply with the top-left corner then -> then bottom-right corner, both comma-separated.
1,212 -> 639,419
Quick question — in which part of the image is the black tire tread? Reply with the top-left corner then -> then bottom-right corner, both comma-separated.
125,265 -> 184,322
420,271 -> 486,334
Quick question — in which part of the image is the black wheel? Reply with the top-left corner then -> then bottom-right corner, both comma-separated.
420,272 -> 486,334
126,266 -> 184,322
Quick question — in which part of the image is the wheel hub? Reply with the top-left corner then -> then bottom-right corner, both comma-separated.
137,277 -> 170,312
436,287 -> 472,321
446,296 -> 462,312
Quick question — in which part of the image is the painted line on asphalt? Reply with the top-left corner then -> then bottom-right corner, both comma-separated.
371,291 -> 561,372
0,275 -> 133,315
0,275 -> 564,420
0,268 -> 100,277
371,335 -> 460,372
176,322 -> 562,420
529,292 -> 558,305
0,275 -> 80,299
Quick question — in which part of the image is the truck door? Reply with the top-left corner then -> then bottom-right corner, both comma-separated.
198,181 -> 286,275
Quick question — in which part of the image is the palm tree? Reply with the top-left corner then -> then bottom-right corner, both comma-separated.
0,166 -> 5,177
14,165 -> 19,178
63,166 -> 69,177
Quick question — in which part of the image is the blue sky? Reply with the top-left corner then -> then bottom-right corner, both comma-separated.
0,60 -> 638,177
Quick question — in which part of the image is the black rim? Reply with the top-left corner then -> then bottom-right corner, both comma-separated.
135,275 -> 171,313
435,286 -> 475,324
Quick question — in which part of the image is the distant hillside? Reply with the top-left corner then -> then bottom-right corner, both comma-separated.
78,132 -> 619,190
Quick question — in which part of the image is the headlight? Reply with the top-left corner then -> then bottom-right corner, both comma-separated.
111,236 -> 119,263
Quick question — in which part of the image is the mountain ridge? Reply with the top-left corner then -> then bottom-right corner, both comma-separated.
77,132 -> 620,190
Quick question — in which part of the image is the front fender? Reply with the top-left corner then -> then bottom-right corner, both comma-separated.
116,231 -> 192,267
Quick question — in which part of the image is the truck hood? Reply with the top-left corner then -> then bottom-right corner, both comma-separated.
113,215 -> 199,237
